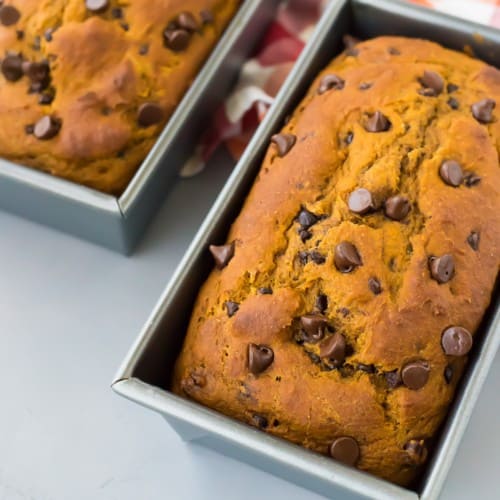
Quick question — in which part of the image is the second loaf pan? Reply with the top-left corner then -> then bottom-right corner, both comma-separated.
112,0 -> 500,498
0,0 -> 279,254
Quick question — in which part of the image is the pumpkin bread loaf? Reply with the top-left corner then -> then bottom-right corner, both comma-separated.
0,0 -> 240,194
172,36 -> 500,486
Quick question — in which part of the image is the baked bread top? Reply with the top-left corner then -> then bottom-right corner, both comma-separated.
173,36 -> 500,486
0,0 -> 239,194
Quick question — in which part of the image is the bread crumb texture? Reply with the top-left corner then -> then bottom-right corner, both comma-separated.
173,36 -> 500,486
0,0 -> 240,194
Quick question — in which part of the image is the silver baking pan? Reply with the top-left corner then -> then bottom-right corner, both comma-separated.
112,0 -> 500,498
0,0 -> 279,254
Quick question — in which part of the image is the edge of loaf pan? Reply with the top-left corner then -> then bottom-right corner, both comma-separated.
112,0 -> 500,498
0,0 -> 280,254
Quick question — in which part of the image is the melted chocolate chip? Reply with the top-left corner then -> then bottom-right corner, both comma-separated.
1,54 -> 23,81
439,160 -> 463,187
164,28 -> 190,51
38,91 -> 54,105
248,344 -> 274,374
33,115 -> 61,140
418,88 -> 438,97
471,98 -> 495,123
388,47 -> 400,55
428,254 -> 454,284
252,414 -> 268,429
385,370 -> 401,389
384,195 -> 410,221
137,102 -> 164,127
300,314 -> 328,343
120,22 -> 129,31
177,12 -> 199,32
209,242 -> 234,269
447,97 -> 459,110
111,7 -> 123,18
0,5 -> 20,26
447,83 -> 459,93
297,207 -> 319,229
444,365 -> 454,384
85,0 -> 109,13
338,307 -> 350,317
139,44 -> 149,55
298,229 -> 312,242
225,301 -> 239,318
401,361 -> 430,390
364,111 -> 391,132
329,436 -> 360,466
200,9 -> 214,24
345,132 -> 354,145
319,333 -> 346,365
317,74 -> 345,95
467,231 -> 480,251
44,28 -> 54,42
257,287 -> 273,295
24,61 -> 50,88
357,363 -> 375,373
16,29 -> 24,40
315,294 -> 328,313
24,124 -> 34,135
334,241 -> 362,273
299,250 -> 326,265
419,70 -> 444,96
463,171 -> 481,187
271,133 -> 296,157
368,277 -> 382,295
348,188 -> 374,215
404,440 -> 428,466
441,326 -> 473,356
359,82 -> 372,90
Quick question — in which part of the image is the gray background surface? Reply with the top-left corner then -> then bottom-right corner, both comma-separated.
1,149 -> 498,500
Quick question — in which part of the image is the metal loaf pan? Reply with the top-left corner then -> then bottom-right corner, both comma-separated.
112,1 -> 500,498
0,0 -> 279,254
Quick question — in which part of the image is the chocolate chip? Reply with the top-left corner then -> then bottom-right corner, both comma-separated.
111,7 -> 123,18
315,294 -> 328,313
348,188 -> 374,215
357,363 -> 375,373
16,29 -> 24,40
447,83 -> 459,93
271,133 -> 296,157
368,277 -> 382,295
257,287 -> 273,295
164,29 -> 190,51
1,54 -> 23,81
319,333 -> 346,365
177,12 -> 199,32
428,254 -> 454,284
137,102 -> 164,127
384,195 -> 410,221
317,74 -> 345,95
359,82 -> 372,90
418,88 -> 438,97
385,370 -> 401,389
209,242 -> 234,269
447,97 -> 459,110
85,0 -> 109,13
120,22 -> 129,31
388,46 -> 400,55
444,365 -> 454,384
200,9 -> 214,24
309,250 -> 326,265
44,28 -> 54,42
33,115 -> 61,140
252,414 -> 268,429
0,5 -> 20,25
334,241 -> 362,273
467,231 -> 480,251
329,436 -> 360,466
364,111 -> 391,132
38,92 -> 54,105
441,326 -> 473,356
404,440 -> 428,466
439,160 -> 463,187
298,251 -> 309,265
225,301 -> 239,318
297,207 -> 319,229
300,314 -> 328,343
420,70 -> 444,95
471,98 -> 495,123
345,132 -> 354,145
463,171 -> 481,187
139,44 -> 149,55
248,344 -> 274,374
401,361 -> 430,390
23,61 -> 50,86
299,229 -> 312,242
24,124 -> 34,135
338,307 -> 350,317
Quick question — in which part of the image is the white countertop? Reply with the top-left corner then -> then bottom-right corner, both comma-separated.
1,148 -> 499,500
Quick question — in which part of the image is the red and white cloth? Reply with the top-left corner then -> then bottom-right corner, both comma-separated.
180,0 -> 500,177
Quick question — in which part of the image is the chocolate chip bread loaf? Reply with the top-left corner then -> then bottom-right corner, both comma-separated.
172,36 -> 500,486
0,0 -> 239,194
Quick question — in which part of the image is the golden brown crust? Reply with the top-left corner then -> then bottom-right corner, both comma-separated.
172,36 -> 500,486
0,0 -> 240,194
